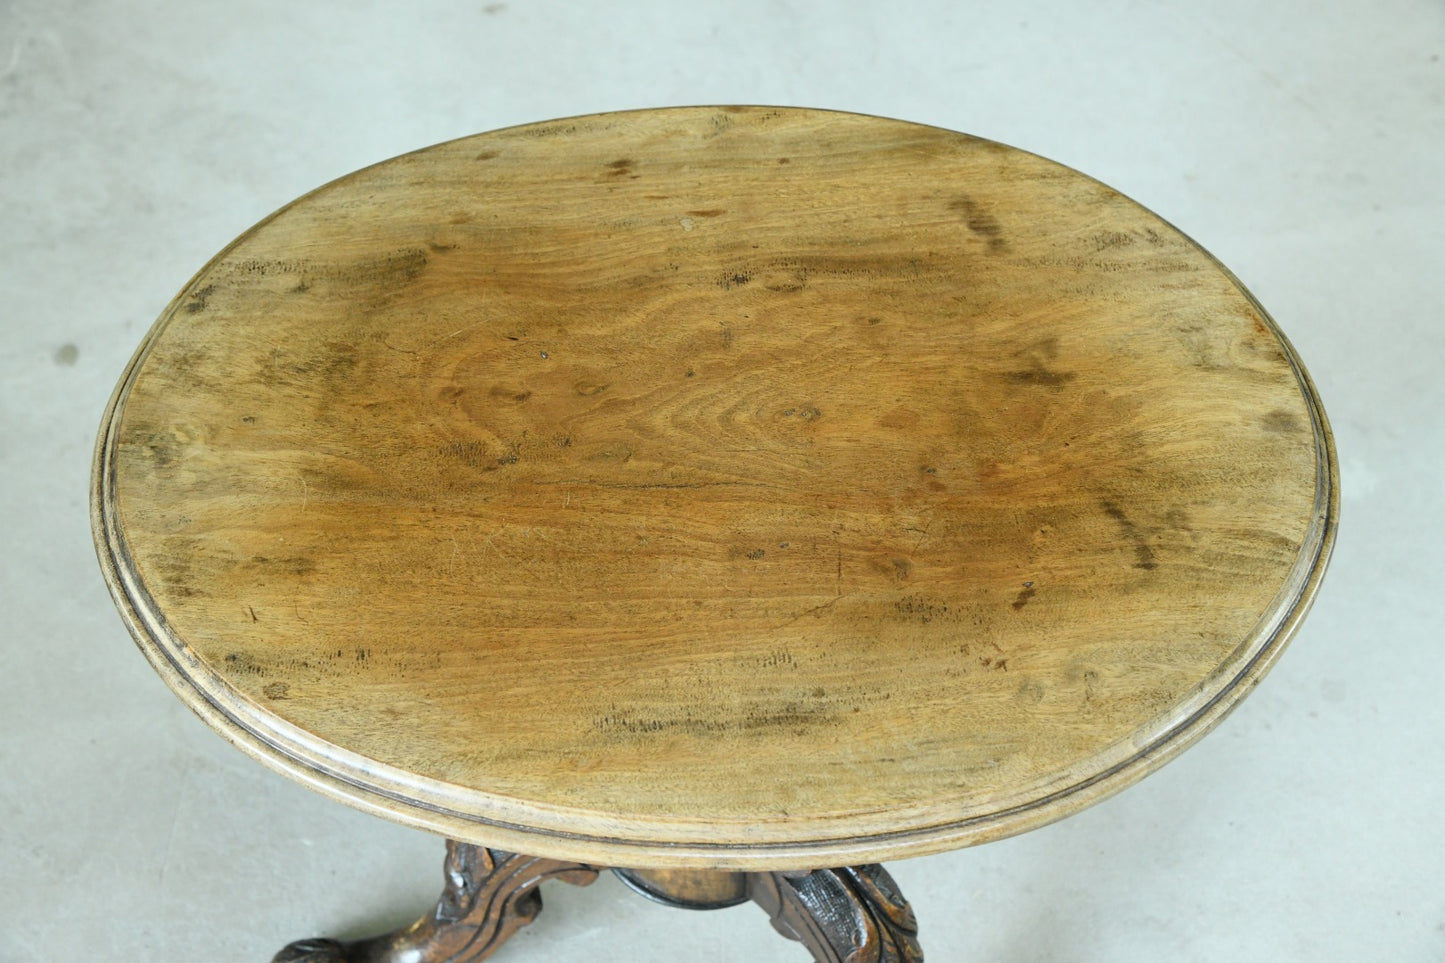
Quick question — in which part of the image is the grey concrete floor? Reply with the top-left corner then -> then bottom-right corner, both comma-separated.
2,1 -> 1441,959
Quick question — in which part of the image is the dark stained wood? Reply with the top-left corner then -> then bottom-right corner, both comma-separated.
271,842 -> 598,962
93,106 -> 1337,869
750,864 -> 923,962
272,841 -> 922,963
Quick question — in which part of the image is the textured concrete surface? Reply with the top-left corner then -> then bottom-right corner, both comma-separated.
2,1 -> 1441,959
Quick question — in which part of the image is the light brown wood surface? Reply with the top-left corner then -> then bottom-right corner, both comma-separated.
93,106 -> 1337,869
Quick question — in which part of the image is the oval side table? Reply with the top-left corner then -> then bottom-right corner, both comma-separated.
92,106 -> 1337,961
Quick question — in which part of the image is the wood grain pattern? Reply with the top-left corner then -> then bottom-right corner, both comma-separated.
92,106 -> 1337,869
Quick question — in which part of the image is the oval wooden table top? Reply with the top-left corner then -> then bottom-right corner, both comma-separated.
93,106 -> 1337,870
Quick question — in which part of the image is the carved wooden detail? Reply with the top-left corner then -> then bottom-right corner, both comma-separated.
274,842 -> 923,962
748,864 -> 923,963
272,841 -> 598,962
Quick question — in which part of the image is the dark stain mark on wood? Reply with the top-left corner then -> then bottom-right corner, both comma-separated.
230,249 -> 427,289
185,284 -> 216,313
1101,501 -> 1159,570
140,430 -> 176,467
369,248 -> 428,285
894,594 -> 953,624
427,241 -> 458,253
1092,231 -> 1136,251
152,552 -> 199,598
223,652 -> 265,676
760,649 -> 795,668
605,158 -> 639,179
949,196 -> 1008,253
474,150 -> 500,161
247,605 -> 259,622
1006,364 -> 1077,388
748,258 -> 812,293
891,558 -> 912,582
514,121 -> 579,139
1011,583 -> 1036,611
489,385 -> 532,403
591,700 -> 827,737
1262,409 -> 1302,433
1006,339 -> 1072,387
688,209 -> 726,218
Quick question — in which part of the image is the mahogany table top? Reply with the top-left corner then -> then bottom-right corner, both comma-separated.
93,107 -> 1336,869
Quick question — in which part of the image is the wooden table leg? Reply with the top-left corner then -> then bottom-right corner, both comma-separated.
747,864 -> 923,963
274,843 -> 922,962
272,841 -> 598,962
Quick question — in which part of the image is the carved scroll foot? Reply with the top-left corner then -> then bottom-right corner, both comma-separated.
272,841 -> 598,962
747,864 -> 923,963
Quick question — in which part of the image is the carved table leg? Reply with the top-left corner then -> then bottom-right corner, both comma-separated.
747,864 -> 924,963
273,839 -> 920,963
272,840 -> 598,962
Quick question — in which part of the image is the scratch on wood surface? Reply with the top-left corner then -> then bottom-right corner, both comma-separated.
432,321 -> 486,347
907,522 -> 932,551
775,596 -> 841,630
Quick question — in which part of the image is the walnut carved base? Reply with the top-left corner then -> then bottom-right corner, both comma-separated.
273,840 -> 922,962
